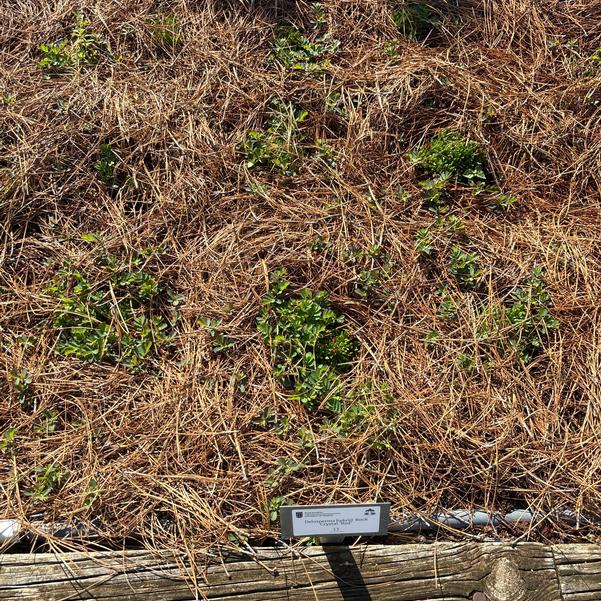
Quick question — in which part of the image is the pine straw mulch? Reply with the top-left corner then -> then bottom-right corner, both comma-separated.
1,0 -> 601,563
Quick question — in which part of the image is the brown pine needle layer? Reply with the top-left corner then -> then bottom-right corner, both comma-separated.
1,0 -> 600,557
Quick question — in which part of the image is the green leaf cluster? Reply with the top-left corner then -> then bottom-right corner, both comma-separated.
38,13 -> 107,71
503,267 -> 559,363
9,368 -> 32,406
391,3 -> 439,40
94,144 -> 121,190
46,254 -> 178,369
25,462 -> 68,503
322,382 -> 397,450
449,246 -> 482,291
151,14 -> 182,48
257,269 -> 356,411
241,101 -> 309,175
409,130 -> 520,216
410,130 -> 487,184
199,317 -> 236,353
271,25 -> 340,74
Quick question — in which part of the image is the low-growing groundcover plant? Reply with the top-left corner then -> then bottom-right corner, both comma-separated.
24,462 -> 68,503
502,267 -> 559,363
241,100 -> 309,175
410,130 -> 487,184
391,2 -> 440,40
449,246 -> 482,291
38,12 -> 107,71
257,269 -> 356,411
271,24 -> 340,74
94,144 -> 123,190
409,130 -> 516,214
430,267 -> 559,369
45,249 -> 180,370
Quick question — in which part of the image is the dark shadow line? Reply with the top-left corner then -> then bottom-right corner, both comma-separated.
323,545 -> 373,601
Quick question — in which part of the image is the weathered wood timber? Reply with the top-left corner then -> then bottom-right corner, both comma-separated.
1,543 -> 600,601
553,544 -> 601,601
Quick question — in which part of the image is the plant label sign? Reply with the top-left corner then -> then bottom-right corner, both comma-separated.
280,503 -> 390,538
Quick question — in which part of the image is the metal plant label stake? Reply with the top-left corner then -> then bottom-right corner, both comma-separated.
280,503 -> 390,544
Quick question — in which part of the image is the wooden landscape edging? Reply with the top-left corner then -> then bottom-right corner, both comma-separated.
1,542 -> 601,601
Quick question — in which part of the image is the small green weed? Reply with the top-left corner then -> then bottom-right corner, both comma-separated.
46,252 -> 179,370
383,40 -> 400,58
489,192 -> 518,212
429,269 -> 558,366
416,216 -> 464,256
9,368 -> 33,407
441,214 -> 465,234
271,25 -> 339,74
449,247 -> 482,290
418,176 -> 450,214
33,410 -> 59,437
266,457 -> 307,488
437,286 -> 459,320
267,495 -> 285,522
391,3 -> 439,40
38,13 -> 106,72
344,244 -> 394,301
199,318 -> 236,353
415,227 -> 434,255
311,2 -> 327,28
0,428 -> 16,453
423,329 -> 441,345
325,91 -> 347,116
504,267 -> 559,362
94,144 -> 122,190
241,100 -> 309,175
257,269 -> 356,411
252,407 -> 277,429
322,381 -> 396,450
25,462 -> 68,503
456,352 -> 476,371
409,130 -> 487,184
314,139 -> 337,167
83,477 -> 100,509
151,14 -> 182,48
0,94 -> 16,106
355,268 -> 387,299
472,183 -> 518,212
297,426 -> 314,449
227,530 -> 249,545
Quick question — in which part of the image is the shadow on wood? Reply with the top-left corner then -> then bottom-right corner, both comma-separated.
324,545 -> 373,601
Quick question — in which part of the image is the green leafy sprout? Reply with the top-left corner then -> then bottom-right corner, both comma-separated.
391,3 -> 439,41
46,252 -> 179,370
257,269 -> 356,412
10,368 -> 33,407
0,428 -> 17,454
94,144 -> 121,190
25,462 -> 68,503
199,317 -> 236,353
409,130 -> 518,214
504,267 -> 559,363
409,130 -> 487,184
449,246 -> 482,291
268,495 -> 286,522
271,24 -> 340,74
38,13 -> 107,72
241,100 -> 309,175
151,13 -> 182,48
